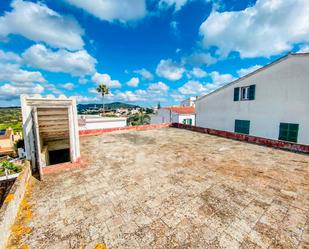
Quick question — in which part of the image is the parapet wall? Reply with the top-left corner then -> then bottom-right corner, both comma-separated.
172,123 -> 309,153
79,123 -> 172,137
0,161 -> 31,249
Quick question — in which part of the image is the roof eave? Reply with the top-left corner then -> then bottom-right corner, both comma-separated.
196,52 -> 309,102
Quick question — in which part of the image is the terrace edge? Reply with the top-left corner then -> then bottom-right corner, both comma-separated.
172,123 -> 309,153
0,161 -> 31,249
79,123 -> 172,137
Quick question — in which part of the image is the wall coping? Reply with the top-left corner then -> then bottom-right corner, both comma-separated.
0,161 -> 31,249
79,123 -> 172,137
172,123 -> 309,153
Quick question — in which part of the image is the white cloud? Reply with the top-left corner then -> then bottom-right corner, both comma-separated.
210,71 -> 234,85
189,68 -> 207,78
237,65 -> 262,77
170,21 -> 179,35
78,77 -> 88,84
148,81 -> 169,94
23,44 -> 96,76
0,63 -> 46,83
114,90 -> 146,102
0,50 -> 21,63
76,95 -> 100,103
156,59 -> 185,81
134,68 -> 153,80
92,72 -> 121,88
45,83 -> 62,95
182,52 -> 217,66
65,0 -> 147,22
170,93 -> 186,102
110,82 -> 169,103
0,83 -> 44,100
126,77 -> 140,87
178,71 -> 235,95
179,80 -> 207,95
200,0 -> 309,58
298,45 -> 309,53
61,82 -> 75,90
0,0 -> 84,50
203,71 -> 235,93
159,0 -> 189,11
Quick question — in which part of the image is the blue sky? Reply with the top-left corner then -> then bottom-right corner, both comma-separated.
0,0 -> 308,107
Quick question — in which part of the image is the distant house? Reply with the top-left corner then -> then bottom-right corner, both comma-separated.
196,53 -> 309,145
0,128 -> 16,156
180,96 -> 197,107
151,106 -> 195,125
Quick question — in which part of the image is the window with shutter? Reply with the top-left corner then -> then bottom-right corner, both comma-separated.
279,123 -> 299,143
235,120 -> 250,134
235,85 -> 256,101
234,87 -> 240,101
249,84 -> 256,100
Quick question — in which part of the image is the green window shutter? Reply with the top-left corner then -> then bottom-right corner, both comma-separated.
249,85 -> 256,100
279,123 -> 299,143
234,87 -> 240,101
189,119 -> 192,125
235,120 -> 250,134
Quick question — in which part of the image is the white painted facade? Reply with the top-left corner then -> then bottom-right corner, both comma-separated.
196,53 -> 309,145
150,109 -> 196,125
78,115 -> 127,130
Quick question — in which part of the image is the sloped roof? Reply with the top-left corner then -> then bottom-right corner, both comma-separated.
163,106 -> 195,114
197,52 -> 309,102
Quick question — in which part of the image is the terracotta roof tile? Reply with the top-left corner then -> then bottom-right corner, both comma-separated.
163,106 -> 195,114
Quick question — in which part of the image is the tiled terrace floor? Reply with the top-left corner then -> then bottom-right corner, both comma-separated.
7,128 -> 309,248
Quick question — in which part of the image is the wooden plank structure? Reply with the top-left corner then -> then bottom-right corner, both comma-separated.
21,95 -> 80,179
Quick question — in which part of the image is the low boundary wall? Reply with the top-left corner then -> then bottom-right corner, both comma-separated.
79,123 -> 172,137
40,122 -> 307,177
172,123 -> 309,153
0,161 -> 31,249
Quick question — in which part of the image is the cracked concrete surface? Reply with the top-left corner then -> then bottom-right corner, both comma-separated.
6,128 -> 309,248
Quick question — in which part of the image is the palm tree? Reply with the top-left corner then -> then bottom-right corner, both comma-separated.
96,84 -> 110,115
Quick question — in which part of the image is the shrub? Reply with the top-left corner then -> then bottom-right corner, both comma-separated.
0,161 -> 22,173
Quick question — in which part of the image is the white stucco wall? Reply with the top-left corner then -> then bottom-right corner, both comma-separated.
79,116 -> 127,130
151,109 -> 171,124
177,114 -> 196,125
150,109 -> 195,125
196,55 -> 309,145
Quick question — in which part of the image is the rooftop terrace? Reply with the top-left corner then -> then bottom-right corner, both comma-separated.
7,128 -> 309,248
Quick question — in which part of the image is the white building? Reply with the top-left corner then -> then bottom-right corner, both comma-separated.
78,115 -> 127,130
180,96 -> 197,107
151,106 -> 196,125
196,53 -> 309,145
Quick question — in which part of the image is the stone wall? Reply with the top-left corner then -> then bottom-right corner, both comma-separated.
0,179 -> 15,207
0,161 -> 31,249
172,123 -> 309,153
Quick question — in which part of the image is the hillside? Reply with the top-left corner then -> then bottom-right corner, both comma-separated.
77,102 -> 141,111
0,107 -> 22,132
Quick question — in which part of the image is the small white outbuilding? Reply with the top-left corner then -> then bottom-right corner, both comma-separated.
21,95 -> 80,178
196,53 -> 309,145
151,106 -> 196,125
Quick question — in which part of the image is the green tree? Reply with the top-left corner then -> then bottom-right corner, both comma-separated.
96,84 -> 110,115
128,112 -> 150,126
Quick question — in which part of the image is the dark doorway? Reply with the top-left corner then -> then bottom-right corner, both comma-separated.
49,149 -> 70,165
